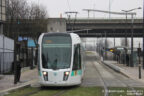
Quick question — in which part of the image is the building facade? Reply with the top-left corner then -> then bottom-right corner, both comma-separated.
0,0 -> 6,34
47,18 -> 66,32
0,0 -> 14,74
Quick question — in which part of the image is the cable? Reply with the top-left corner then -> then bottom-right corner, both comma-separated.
111,0 -> 114,6
109,0 -> 114,18
67,0 -> 71,11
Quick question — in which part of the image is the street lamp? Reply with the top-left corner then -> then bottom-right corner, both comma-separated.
122,8 -> 141,46
121,7 -> 141,67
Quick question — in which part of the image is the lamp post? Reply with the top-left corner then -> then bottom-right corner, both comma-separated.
122,7 -> 142,47
131,13 -> 134,67
122,7 -> 141,67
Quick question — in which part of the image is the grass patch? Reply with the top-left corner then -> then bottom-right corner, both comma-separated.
133,88 -> 144,96
31,87 -> 61,96
6,86 -> 144,96
5,87 -> 60,96
5,86 -> 103,96
5,87 -> 39,96
62,87 -> 103,96
108,87 -> 129,96
108,87 -> 144,96
31,90 -> 59,96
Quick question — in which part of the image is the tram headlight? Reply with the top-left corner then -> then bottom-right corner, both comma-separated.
42,71 -> 48,81
63,71 -> 70,81
43,71 -> 47,76
65,71 -> 70,75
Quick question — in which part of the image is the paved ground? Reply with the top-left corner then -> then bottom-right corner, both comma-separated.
0,68 -> 37,91
82,52 -> 144,87
103,60 -> 144,81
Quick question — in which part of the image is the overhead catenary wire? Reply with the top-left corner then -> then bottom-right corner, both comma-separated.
67,0 -> 71,11
83,9 -> 136,16
109,0 -> 114,19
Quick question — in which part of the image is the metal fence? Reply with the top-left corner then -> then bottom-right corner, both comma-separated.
0,52 -> 14,74
0,35 -> 14,74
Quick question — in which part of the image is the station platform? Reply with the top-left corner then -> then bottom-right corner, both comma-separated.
102,60 -> 144,82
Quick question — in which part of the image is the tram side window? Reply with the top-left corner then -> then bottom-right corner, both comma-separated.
73,44 -> 81,70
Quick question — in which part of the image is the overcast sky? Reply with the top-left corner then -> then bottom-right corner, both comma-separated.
28,0 -> 143,18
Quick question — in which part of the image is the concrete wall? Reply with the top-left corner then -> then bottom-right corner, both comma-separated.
47,18 -> 66,32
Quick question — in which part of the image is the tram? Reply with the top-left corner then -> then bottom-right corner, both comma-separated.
38,32 -> 84,86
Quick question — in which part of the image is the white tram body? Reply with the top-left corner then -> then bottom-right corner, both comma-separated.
38,32 -> 84,86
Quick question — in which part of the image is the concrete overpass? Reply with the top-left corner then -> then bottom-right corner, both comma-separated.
66,18 -> 143,37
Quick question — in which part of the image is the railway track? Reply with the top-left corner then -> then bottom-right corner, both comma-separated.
93,61 -> 109,96
21,86 -> 71,96
102,62 -> 142,96
52,90 -> 67,96
22,88 -> 41,96
97,58 -> 142,96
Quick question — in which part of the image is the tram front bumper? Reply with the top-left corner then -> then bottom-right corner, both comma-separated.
39,81 -> 81,86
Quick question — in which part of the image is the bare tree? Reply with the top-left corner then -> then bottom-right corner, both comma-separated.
28,3 -> 48,42
5,0 -> 48,39
5,0 -> 30,38
6,0 -> 29,19
29,3 -> 47,19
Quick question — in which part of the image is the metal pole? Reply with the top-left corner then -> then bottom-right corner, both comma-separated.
130,14 -> 134,67
125,14 -> 128,65
125,13 -> 128,47
100,33 -> 103,61
113,29 -> 115,47
30,47 -> 34,69
114,38 -> 115,47
113,29 -> 116,60
138,43 -> 141,79
2,35 -> 4,73
109,0 -> 111,19
73,12 -> 78,30
14,38 -> 17,84
88,10 -> 90,18
143,37 -> 144,69
104,31 -> 107,60
143,0 -> 144,69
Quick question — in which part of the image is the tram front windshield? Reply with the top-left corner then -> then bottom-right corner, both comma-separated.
42,35 -> 72,69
